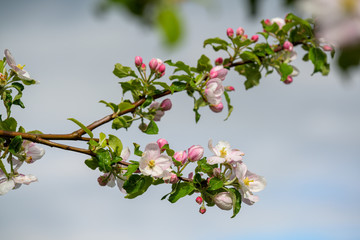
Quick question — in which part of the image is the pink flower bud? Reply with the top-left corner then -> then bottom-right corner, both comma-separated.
214,192 -> 233,210
210,71 -> 218,79
199,206 -> 206,214
251,35 -> 259,42
157,138 -> 168,151
188,172 -> 194,180
322,45 -> 333,51
188,145 -> 204,162
160,98 -> 172,111
135,56 -> 143,67
210,66 -> 228,81
236,27 -> 244,36
97,175 -> 108,186
264,19 -> 271,25
173,150 -> 188,164
196,196 -> 203,205
169,173 -> 179,184
215,57 -> 223,65
226,28 -> 234,38
225,86 -> 235,91
209,102 -> 224,113
157,63 -> 166,73
284,76 -> 293,84
141,63 -> 146,71
242,34 -> 248,40
149,58 -> 158,71
283,41 -> 293,51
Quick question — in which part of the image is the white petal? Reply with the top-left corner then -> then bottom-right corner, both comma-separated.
155,155 -> 172,170
235,162 -> 247,180
247,171 -> 267,192
207,156 -> 225,164
0,179 -> 15,195
121,147 -> 130,161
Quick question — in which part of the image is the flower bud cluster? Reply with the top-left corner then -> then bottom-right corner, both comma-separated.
134,56 -> 166,80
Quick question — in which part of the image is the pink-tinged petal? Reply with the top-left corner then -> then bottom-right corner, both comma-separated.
242,191 -> 259,205
151,165 -> 164,178
144,143 -> 161,159
155,155 -> 172,170
139,158 -> 150,172
228,150 -> 244,162
13,174 -> 37,185
235,162 -> 248,180
208,139 -> 216,155
121,147 -> 130,161
140,165 -> 153,176
214,192 -> 233,210
246,171 -> 266,192
116,178 -> 127,194
0,178 -> 15,195
207,156 -> 225,165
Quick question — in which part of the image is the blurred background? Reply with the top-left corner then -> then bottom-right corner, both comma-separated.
1,0 -> 360,239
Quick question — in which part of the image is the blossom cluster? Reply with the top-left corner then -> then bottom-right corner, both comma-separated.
0,141 -> 45,195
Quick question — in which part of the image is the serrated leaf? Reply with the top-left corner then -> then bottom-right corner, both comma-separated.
108,134 -> 123,156
118,101 -> 135,112
196,54 -> 212,72
228,188 -> 242,218
8,135 -> 22,154
0,117 -> 17,131
152,81 -> 171,91
168,182 -> 195,203
165,60 -> 192,75
96,149 -> 112,172
309,47 -> 329,75
84,158 -> 98,170
123,175 -> 153,199
133,142 -> 143,157
279,63 -> 293,81
112,116 -> 133,130
99,100 -> 118,113
124,162 -> 139,177
208,177 -> 223,190
203,37 -> 229,51
113,63 -> 137,79
68,118 -> 93,138
240,51 -> 261,65
170,81 -> 187,92
145,120 -> 159,135
223,91 -> 233,121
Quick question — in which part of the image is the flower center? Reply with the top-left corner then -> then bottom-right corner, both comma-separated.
16,64 -> 24,70
220,147 -> 227,158
243,177 -> 254,186
342,0 -> 357,14
148,159 -> 156,168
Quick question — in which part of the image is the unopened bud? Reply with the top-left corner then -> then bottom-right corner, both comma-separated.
157,138 -> 168,151
199,206 -> 206,214
242,34 -> 248,40
141,63 -> 146,71
196,196 -> 203,205
213,168 -> 221,178
135,56 -> 143,67
322,45 -> 333,51
149,58 -> 158,71
226,28 -> 234,38
236,27 -> 244,36
209,102 -> 224,113
251,35 -> 259,42
188,145 -> 204,162
168,173 -> 179,184
225,86 -> 235,91
160,98 -> 172,111
284,75 -> 293,84
215,57 -> 223,65
264,19 -> 271,25
214,192 -> 233,210
97,175 -> 108,186
157,63 -> 166,73
283,41 -> 293,51
138,122 -> 148,132
173,150 -> 188,164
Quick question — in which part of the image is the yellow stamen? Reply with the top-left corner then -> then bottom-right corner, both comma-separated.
243,177 -> 254,186
148,159 -> 156,168
342,0 -> 357,14
16,64 -> 25,70
220,147 -> 227,158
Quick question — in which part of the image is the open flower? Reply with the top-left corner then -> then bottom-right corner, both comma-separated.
0,173 -> 38,196
22,141 -> 45,163
207,140 -> 244,165
139,143 -> 172,178
4,49 -> 32,80
235,162 -> 266,205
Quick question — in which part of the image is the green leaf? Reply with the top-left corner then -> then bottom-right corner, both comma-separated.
112,116 -> 133,130
133,142 -> 143,157
119,79 -> 142,96
142,96 -> 153,109
228,188 -> 242,218
235,64 -> 261,90
240,51 -> 261,65
99,132 -> 107,148
0,117 -> 17,131
169,75 -> 192,82
8,135 -> 23,154
67,118 -> 93,138
156,7 -> 182,46
96,149 -> 112,172
279,63 -> 293,81
165,60 -> 192,75
124,162 -> 139,177
285,13 -> 313,37
84,158 -> 99,170
108,134 -> 123,156
118,101 -> 135,112
208,177 -> 223,190
223,91 -> 233,121
168,182 -> 195,203
338,44 -> 360,71
123,175 -> 153,199
113,63 -> 137,79
203,37 -> 229,51
196,55 -> 212,72
99,100 -> 118,113
309,47 -> 329,75
145,120 -> 159,135
152,81 -> 171,91
195,158 -> 216,176
170,81 -> 187,92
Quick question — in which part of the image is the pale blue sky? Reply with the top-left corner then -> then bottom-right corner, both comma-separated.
1,1 -> 360,240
